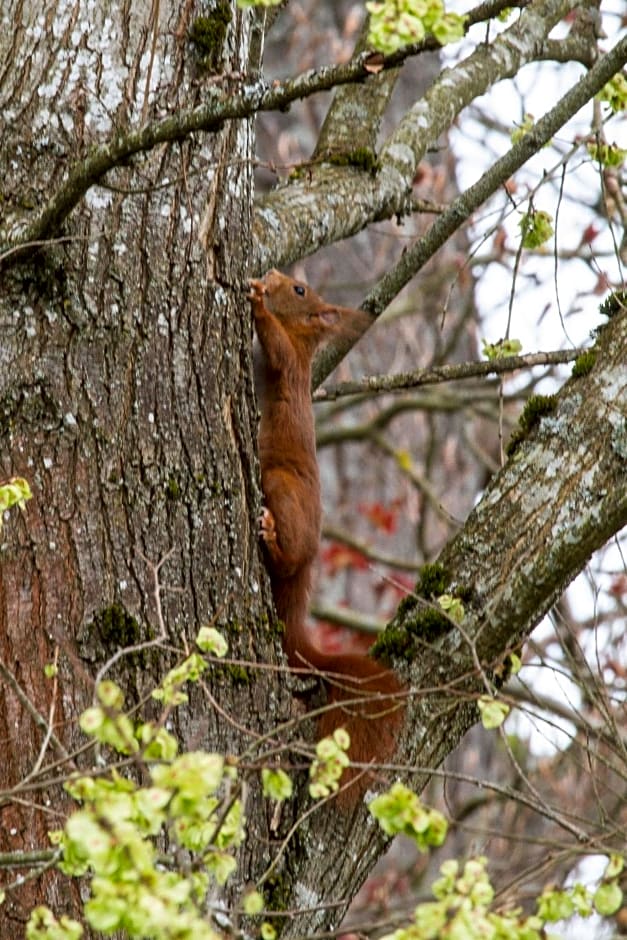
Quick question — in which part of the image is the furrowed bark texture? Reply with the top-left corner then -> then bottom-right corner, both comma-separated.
0,2 -> 284,933
0,0 -> 625,937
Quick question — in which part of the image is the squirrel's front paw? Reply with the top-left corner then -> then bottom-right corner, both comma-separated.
248,278 -> 267,302
259,506 -> 277,544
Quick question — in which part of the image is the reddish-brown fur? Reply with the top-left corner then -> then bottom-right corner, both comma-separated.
250,269 -> 404,804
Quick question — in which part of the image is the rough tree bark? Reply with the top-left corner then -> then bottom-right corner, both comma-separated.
272,304 -> 627,939
0,2 -> 283,933
0,1 -> 625,938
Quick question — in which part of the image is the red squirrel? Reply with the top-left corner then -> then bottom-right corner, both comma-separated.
249,269 -> 403,802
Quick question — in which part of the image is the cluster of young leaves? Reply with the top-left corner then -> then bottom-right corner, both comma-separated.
382,854 -> 625,940
20,622 -> 624,940
369,783 -> 448,852
597,71 -> 627,114
26,907 -> 84,940
519,207 -> 554,249
0,476 -> 32,531
25,613 -> 368,939
50,751 -> 235,938
482,337 -> 523,360
309,727 -> 351,798
538,854 -> 624,920
366,0 -> 466,54
26,630 -> 243,940
587,141 -> 626,169
437,593 -> 465,624
151,623 -> 228,707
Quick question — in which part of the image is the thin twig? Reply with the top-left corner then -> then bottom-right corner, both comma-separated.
0,656 -> 70,763
92,549 -> 175,692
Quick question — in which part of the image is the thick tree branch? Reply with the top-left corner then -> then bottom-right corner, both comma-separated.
279,307 -> 626,939
313,31 -> 627,383
254,0 -> 579,272
312,15 -> 399,160
429,312 -> 627,663
363,33 -> 627,318
0,1 -> 512,271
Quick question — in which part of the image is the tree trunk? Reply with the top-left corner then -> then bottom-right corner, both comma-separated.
0,2 -> 282,932
1,2 -> 626,937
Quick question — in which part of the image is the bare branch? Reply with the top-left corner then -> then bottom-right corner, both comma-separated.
315,347 -> 587,401
313,31 -> 626,382
363,33 -> 627,319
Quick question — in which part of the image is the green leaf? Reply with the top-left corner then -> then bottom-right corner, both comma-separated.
152,653 -> 208,704
0,477 -> 33,523
587,141 -> 626,168
136,722 -> 179,761
369,783 -> 448,851
133,787 -> 171,834
596,72 -> 627,113
511,113 -> 535,144
79,707 -> 105,736
96,680 -> 124,709
477,695 -> 510,729
61,812 -> 114,875
262,768 -> 293,802
332,727 -> 350,749
213,799 -> 244,850
83,892 -> 126,932
432,11 -> 465,44
151,751 -> 224,796
43,663 -> 58,678
411,900 -> 448,937
569,882 -> 593,917
519,208 -> 553,249
203,849 -> 237,885
196,626 -> 228,657
366,0 -> 465,54
437,594 -> 465,623
594,882 -> 623,916
482,336 -> 523,360
26,906 -> 84,940
508,652 -> 522,675
243,889 -> 265,915
537,887 -> 576,922
309,730 -> 350,799
603,854 -> 624,879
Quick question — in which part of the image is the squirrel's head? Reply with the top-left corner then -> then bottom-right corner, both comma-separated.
261,269 -> 350,352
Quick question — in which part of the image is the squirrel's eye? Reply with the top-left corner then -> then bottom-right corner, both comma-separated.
293,285 -> 306,297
